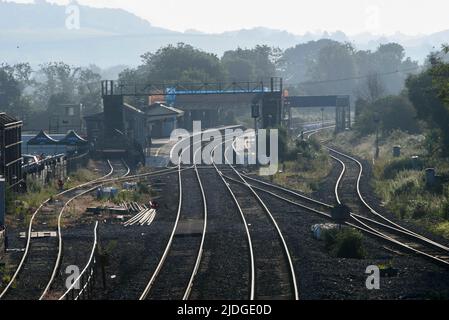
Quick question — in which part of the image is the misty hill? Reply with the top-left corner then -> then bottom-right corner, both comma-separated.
0,1 -> 447,68
0,0 -> 176,35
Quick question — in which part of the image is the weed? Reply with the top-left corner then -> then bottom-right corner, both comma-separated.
323,228 -> 366,259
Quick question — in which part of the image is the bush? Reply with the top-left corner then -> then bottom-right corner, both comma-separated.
441,200 -> 449,220
383,158 -> 424,179
324,228 -> 366,259
412,201 -> 429,219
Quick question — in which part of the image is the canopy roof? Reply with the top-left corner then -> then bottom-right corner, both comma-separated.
58,130 -> 88,146
27,130 -> 59,145
144,103 -> 184,121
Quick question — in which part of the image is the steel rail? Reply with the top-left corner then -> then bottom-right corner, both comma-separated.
330,154 -> 449,266
209,138 -> 256,300
220,138 -> 299,300
327,147 -> 449,251
40,160 -> 131,300
59,221 -> 99,300
139,128 -> 240,300
182,141 -> 209,300
0,160 -> 115,299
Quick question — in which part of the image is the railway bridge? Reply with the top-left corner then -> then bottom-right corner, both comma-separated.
100,78 -> 351,136
101,78 -> 284,131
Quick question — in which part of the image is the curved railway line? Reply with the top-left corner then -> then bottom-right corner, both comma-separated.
0,160 -> 185,300
140,127 -> 299,300
40,160 -> 130,300
237,126 -> 449,269
212,136 -> 299,300
3,123 -> 448,300
0,160 -> 131,300
139,129 -> 219,300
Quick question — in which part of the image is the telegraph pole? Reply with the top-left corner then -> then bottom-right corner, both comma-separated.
374,115 -> 380,159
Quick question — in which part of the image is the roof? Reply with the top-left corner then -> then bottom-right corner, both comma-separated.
0,113 -> 22,128
124,103 -> 145,115
27,130 -> 59,145
58,130 -> 88,146
145,103 -> 184,119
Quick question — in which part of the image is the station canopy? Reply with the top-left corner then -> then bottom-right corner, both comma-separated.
27,130 -> 58,145
58,130 -> 88,146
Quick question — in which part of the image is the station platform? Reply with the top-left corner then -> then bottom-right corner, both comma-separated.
145,138 -> 176,167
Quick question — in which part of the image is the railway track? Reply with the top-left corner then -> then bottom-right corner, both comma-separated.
0,159 -> 183,300
138,127 -> 270,300
270,126 -> 449,268
327,146 -> 449,267
139,131 -> 210,300
210,136 -> 299,300
0,160 -> 117,300
139,126 -> 257,300
189,166 -> 253,300
40,160 -> 131,300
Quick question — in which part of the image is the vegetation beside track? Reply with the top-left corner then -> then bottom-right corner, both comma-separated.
270,129 -> 332,194
323,227 -> 366,259
329,129 -> 449,240
5,160 -> 104,229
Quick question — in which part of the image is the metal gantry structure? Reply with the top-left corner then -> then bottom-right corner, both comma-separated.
101,78 -> 284,97
284,95 -> 351,132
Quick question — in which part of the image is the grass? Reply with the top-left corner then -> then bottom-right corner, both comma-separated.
272,138 -> 332,194
6,177 -> 58,228
332,129 -> 449,239
5,161 -> 104,228
64,162 -> 102,189
323,227 -> 366,259
431,222 -> 449,239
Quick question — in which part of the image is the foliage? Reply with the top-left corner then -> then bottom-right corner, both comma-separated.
0,61 -> 102,128
221,45 -> 279,81
382,158 -> 424,179
121,43 -> 224,85
354,95 -> 420,136
407,51 -> 449,155
323,228 -> 366,259
272,135 -> 331,194
432,222 -> 449,239
281,40 -> 418,98
0,64 -> 31,119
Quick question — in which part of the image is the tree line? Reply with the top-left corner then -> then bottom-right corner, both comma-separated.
2,40 -> 445,140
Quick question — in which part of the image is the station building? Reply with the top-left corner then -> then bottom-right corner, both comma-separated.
0,113 -> 23,190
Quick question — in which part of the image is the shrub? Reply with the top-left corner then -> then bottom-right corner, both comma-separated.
324,228 -> 366,259
441,200 -> 449,220
383,158 -> 424,179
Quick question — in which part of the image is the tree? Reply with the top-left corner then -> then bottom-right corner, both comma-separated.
35,62 -> 102,116
279,39 -> 340,84
305,42 -> 358,96
354,95 -> 420,136
138,43 -> 224,83
0,67 -> 21,113
356,73 -> 386,103
77,68 -> 102,115
0,63 -> 32,119
407,51 -> 449,155
221,45 -> 278,81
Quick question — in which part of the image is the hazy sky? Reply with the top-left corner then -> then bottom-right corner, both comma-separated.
9,0 -> 449,35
